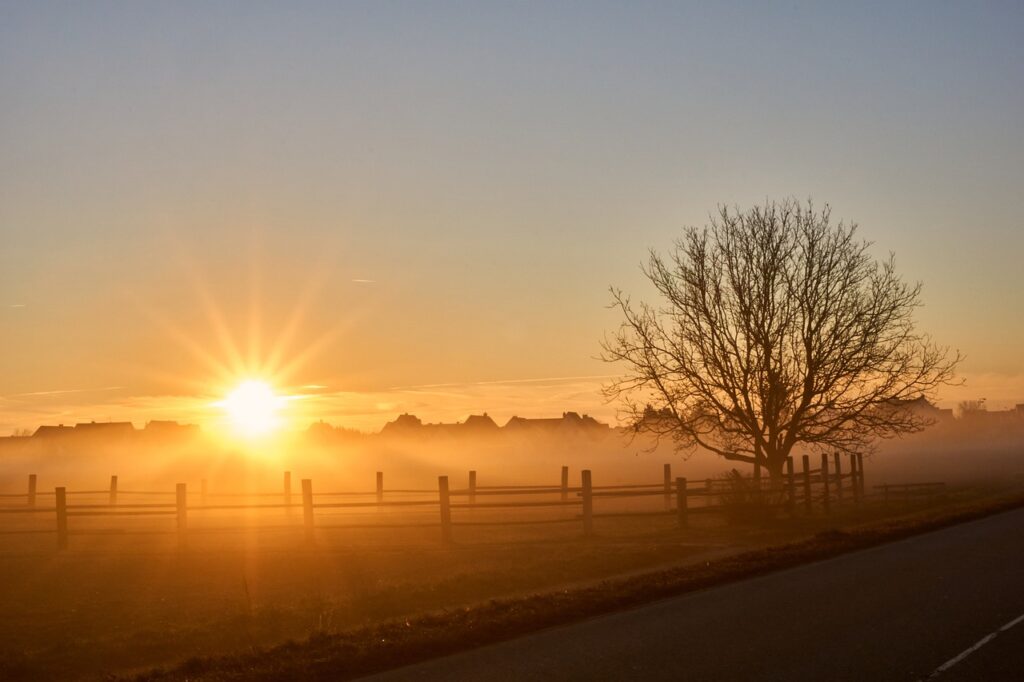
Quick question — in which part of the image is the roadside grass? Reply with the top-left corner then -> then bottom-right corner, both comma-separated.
0,512 -> 758,681
126,487 -> 1024,682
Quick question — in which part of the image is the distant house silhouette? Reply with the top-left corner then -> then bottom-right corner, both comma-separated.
959,403 -> 1024,424
33,424 -> 74,438
73,421 -> 136,442
381,413 -> 425,436
462,413 -> 499,432
381,412 -> 501,437
28,421 -> 135,448
630,405 -> 677,432
307,419 -> 336,440
504,411 -> 607,433
142,420 -> 200,442
884,397 -> 954,422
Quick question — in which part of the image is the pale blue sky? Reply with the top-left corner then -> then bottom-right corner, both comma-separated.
2,2 -> 1023,429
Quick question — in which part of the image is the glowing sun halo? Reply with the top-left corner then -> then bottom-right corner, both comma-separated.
221,380 -> 284,437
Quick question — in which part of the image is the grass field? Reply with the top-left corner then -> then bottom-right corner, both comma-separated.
0,482 -> 1019,681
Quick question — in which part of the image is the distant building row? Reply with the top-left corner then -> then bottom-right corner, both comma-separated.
306,411 -> 610,440
381,411 -> 607,436
30,420 -> 200,441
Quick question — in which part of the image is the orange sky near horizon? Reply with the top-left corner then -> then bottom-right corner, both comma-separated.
2,370 -> 1022,437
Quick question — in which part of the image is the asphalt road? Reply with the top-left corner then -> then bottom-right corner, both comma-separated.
363,507 -> 1024,681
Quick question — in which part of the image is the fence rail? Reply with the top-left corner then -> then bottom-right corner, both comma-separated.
0,454 -> 948,551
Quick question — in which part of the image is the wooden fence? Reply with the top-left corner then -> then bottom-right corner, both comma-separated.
874,482 -> 947,506
0,452 -> 914,551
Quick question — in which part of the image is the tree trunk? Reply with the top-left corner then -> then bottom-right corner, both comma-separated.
766,455 -> 787,489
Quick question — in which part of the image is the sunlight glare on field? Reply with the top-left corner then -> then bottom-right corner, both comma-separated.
220,380 -> 285,438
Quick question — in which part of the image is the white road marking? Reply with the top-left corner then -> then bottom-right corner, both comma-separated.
923,611 -> 1024,679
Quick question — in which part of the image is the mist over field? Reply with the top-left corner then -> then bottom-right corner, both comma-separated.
3,409 -> 1022,496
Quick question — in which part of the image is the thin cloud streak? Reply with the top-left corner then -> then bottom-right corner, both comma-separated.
2,386 -> 124,399
389,374 -> 621,391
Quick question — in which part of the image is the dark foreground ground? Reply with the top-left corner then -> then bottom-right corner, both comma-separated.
128,491 -> 1024,681
366,507 -> 1024,681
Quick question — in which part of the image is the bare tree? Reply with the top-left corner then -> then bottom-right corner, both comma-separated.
603,199 -> 959,481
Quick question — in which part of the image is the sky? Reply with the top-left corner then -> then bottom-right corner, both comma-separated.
2,1 -> 1023,434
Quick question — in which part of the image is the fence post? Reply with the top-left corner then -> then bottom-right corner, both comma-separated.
785,457 -> 796,513
283,471 -> 292,508
857,453 -> 866,497
55,486 -> 68,550
754,459 -> 763,506
676,477 -> 688,528
438,475 -> 452,544
561,465 -> 569,502
109,475 -> 118,506
802,455 -> 812,513
833,453 -> 843,504
376,471 -> 384,505
821,454 -> 831,516
201,478 -> 208,507
581,470 -> 593,537
850,454 -> 860,505
663,463 -> 672,509
27,474 -> 37,508
302,479 -> 314,544
176,483 -> 187,549
468,470 -> 477,505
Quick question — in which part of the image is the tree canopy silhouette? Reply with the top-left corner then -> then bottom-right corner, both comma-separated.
603,199 -> 959,479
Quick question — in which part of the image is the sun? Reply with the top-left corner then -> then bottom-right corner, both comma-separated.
221,380 -> 284,437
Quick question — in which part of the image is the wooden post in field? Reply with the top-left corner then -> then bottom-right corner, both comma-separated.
200,479 -> 208,507
820,454 -> 831,516
375,471 -> 384,505
676,477 -> 688,528
663,463 -> 672,509
438,475 -> 452,544
785,457 -> 796,513
283,471 -> 292,508
301,479 -> 314,544
55,486 -> 68,551
857,453 -> 865,497
468,470 -> 477,505
27,474 -> 37,508
850,454 -> 861,505
176,483 -> 187,549
833,453 -> 843,503
802,455 -> 812,514
753,459 -> 763,506
581,469 -> 593,537
560,465 -> 569,502
109,475 -> 118,506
